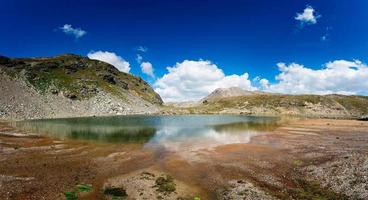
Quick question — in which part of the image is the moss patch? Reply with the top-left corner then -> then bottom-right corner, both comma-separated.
76,184 -> 93,193
154,175 -> 176,193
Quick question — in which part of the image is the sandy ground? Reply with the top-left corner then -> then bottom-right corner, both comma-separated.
0,119 -> 367,200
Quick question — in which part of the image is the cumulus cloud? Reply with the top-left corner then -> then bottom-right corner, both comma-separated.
154,59 -> 368,102
154,60 -> 255,102
87,51 -> 131,73
259,78 -> 270,89
60,24 -> 86,39
141,62 -> 155,78
295,6 -> 320,25
260,60 -> 368,95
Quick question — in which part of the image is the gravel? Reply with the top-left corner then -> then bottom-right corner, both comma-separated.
305,153 -> 368,199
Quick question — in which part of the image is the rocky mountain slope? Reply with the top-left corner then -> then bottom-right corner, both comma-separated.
202,87 -> 266,101
0,54 -> 163,120
162,88 -> 368,118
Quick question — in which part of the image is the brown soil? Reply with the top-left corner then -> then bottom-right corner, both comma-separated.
0,119 -> 367,200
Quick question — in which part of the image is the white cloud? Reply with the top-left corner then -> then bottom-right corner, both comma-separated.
60,24 -> 86,39
154,60 -> 255,102
136,54 -> 143,63
136,51 -> 154,77
87,51 -> 131,73
259,78 -> 269,89
141,62 -> 155,78
137,46 -> 148,52
260,60 -> 368,95
154,58 -> 368,102
295,6 -> 320,25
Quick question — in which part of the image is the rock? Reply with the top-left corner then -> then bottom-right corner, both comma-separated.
103,74 -> 116,84
103,186 -> 128,198
359,115 -> 368,121
64,92 -> 77,100
50,89 -> 59,95
65,64 -> 78,74
120,81 -> 129,90
220,180 -> 276,200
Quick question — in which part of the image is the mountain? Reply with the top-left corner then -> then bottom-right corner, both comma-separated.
161,87 -> 368,118
202,87 -> 266,101
0,54 -> 162,119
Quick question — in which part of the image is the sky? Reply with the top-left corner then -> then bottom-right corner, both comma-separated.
1,0 -> 368,102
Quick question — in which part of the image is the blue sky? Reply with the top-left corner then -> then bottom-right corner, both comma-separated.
1,0 -> 368,101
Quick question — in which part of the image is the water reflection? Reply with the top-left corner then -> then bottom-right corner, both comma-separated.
14,121 -> 156,143
145,127 -> 262,152
213,120 -> 280,132
13,115 -> 279,150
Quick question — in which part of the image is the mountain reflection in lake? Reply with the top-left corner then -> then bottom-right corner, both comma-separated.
13,115 -> 279,151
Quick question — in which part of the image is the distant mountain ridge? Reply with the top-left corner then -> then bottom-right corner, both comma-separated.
0,54 -> 162,119
160,87 -> 368,119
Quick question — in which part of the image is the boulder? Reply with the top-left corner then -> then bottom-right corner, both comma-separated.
64,91 -> 77,100
359,115 -> 368,121
103,74 -> 116,84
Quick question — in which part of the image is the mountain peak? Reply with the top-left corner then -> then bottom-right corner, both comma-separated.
203,87 -> 264,101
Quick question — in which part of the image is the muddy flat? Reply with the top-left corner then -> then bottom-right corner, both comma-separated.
0,117 -> 367,200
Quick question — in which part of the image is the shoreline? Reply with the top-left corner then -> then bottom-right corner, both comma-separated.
1,111 -> 364,122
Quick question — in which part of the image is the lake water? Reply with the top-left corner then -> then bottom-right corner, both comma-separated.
13,115 -> 279,151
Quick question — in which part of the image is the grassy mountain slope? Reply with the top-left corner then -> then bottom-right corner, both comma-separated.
0,54 -> 162,119
0,54 -> 162,103
162,93 -> 368,118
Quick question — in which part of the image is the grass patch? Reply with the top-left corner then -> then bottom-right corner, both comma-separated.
76,184 -> 93,193
177,197 -> 201,200
64,191 -> 78,200
64,183 -> 93,200
293,160 -> 304,166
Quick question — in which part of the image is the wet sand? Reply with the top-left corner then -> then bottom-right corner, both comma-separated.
0,119 -> 367,200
